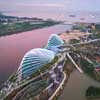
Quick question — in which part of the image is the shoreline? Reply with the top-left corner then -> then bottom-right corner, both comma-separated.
0,21 -> 61,37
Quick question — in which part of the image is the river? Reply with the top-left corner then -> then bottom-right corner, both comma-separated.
0,24 -> 72,83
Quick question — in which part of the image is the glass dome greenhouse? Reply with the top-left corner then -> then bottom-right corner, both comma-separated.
17,48 -> 55,79
46,34 -> 64,53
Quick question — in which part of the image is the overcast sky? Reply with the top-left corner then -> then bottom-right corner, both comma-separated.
0,0 -> 100,11
0,0 -> 100,20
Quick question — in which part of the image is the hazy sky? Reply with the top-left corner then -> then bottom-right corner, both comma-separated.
0,0 -> 100,11
0,0 -> 100,20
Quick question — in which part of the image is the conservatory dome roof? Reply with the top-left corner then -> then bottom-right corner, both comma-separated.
17,48 -> 55,79
46,34 -> 64,49
46,34 -> 64,53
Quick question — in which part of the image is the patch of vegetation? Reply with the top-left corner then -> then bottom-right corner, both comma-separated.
88,23 -> 100,39
20,80 -> 48,99
8,73 -> 17,83
88,33 -> 100,39
69,39 -> 80,44
80,59 -> 100,81
72,24 -> 87,32
95,24 -> 100,31
0,21 -> 60,37
86,86 -> 100,99
80,59 -> 94,73
80,59 -> 95,78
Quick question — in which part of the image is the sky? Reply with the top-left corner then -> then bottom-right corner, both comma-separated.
0,0 -> 100,20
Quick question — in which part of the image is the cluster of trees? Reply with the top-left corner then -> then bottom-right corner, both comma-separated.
72,24 -> 87,32
80,59 -> 100,81
0,20 -> 60,37
15,79 -> 48,100
80,59 -> 94,74
86,86 -> 100,98
88,33 -> 100,39
69,39 -> 80,44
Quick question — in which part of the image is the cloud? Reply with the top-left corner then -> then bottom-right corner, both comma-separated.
17,3 -> 66,8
